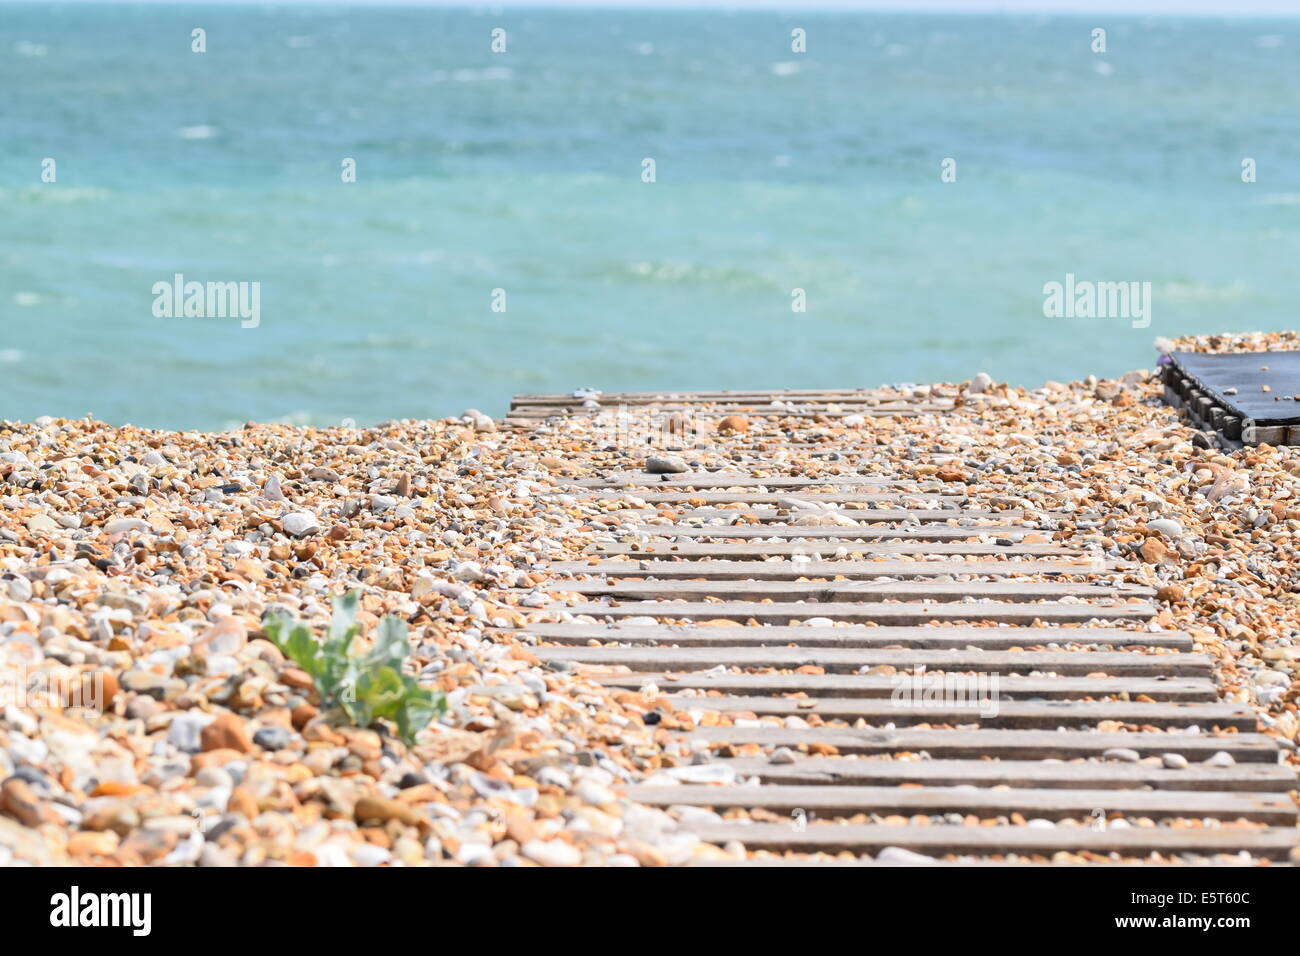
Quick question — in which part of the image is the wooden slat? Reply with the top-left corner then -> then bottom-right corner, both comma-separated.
710,757 -> 1300,792
551,600 -> 1157,625
511,398 -> 953,410
505,406 -> 948,419
583,491 -> 974,505
692,859 -> 1296,867
654,696 -> 1255,730
548,559 -> 1118,579
546,580 -> 1152,603
533,646 -> 1208,676
517,622 -> 1193,649
684,727 -> 1279,762
683,823 -> 1300,859
594,672 -> 1216,701
511,401 -> 951,414
594,542 -> 1089,558
568,475 -> 910,489
613,508 -> 998,524
617,526 -> 1042,540
625,784 -> 1295,823
506,397 -> 949,410
512,387 -> 946,401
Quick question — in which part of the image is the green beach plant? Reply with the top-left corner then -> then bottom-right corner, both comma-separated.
264,591 -> 444,744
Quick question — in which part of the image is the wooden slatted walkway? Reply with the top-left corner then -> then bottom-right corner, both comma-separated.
504,387 -> 1300,864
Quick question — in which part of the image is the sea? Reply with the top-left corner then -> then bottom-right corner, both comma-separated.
3,2 -> 1299,430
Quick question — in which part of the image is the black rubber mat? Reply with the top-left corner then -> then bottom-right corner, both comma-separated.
1168,350 -> 1300,425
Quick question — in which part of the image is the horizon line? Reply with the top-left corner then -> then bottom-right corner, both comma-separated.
15,0 -> 1300,17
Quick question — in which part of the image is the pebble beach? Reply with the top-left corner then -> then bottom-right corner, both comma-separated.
1,333 -> 1298,866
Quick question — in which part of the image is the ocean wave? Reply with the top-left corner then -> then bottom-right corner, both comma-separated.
429,68 -> 512,83
0,186 -> 111,204
621,260 -> 778,289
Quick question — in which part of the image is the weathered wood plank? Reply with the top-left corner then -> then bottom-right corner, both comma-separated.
516,622 -> 1193,649
684,727 -> 1278,761
583,491 -> 974,505
548,559 -> 1120,579
550,599 -> 1157,626
709,757 -> 1299,792
505,407 -> 948,420
690,859 -> 1297,867
505,398 -> 948,411
593,541 -> 1090,559
614,526 -> 1042,540
568,475 -> 911,489
533,646 -> 1207,675
654,696 -> 1255,730
682,823 -> 1300,859
546,580 -> 1152,603
613,508 -> 1003,524
513,386 -> 940,397
510,400 -> 951,412
594,672 -> 1215,701
625,784 -> 1295,823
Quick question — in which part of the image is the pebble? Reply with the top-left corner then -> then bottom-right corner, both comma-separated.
120,670 -> 183,701
575,780 -> 615,805
263,473 -> 287,501
716,416 -> 750,435
348,843 -> 391,868
168,713 -> 213,753
24,514 -> 58,534
1146,518 -> 1183,538
281,512 -> 321,538
521,839 -> 582,867
876,846 -> 936,865
253,726 -> 292,751
645,455 -> 689,474
354,795 -> 420,826
201,712 -> 253,753
104,518 -> 149,535
1161,753 -> 1189,770
768,747 -> 798,765
1102,748 -> 1141,763
1204,751 -> 1236,768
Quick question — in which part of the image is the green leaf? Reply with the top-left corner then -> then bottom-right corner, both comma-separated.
360,615 -> 411,669
262,593 -> 443,744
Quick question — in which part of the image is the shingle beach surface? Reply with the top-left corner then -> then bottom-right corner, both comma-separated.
1,334 -> 1298,865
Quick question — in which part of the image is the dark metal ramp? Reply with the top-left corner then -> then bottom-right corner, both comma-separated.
1161,350 -> 1300,446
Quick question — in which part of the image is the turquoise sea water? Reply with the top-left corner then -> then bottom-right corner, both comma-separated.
3,3 -> 1300,429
